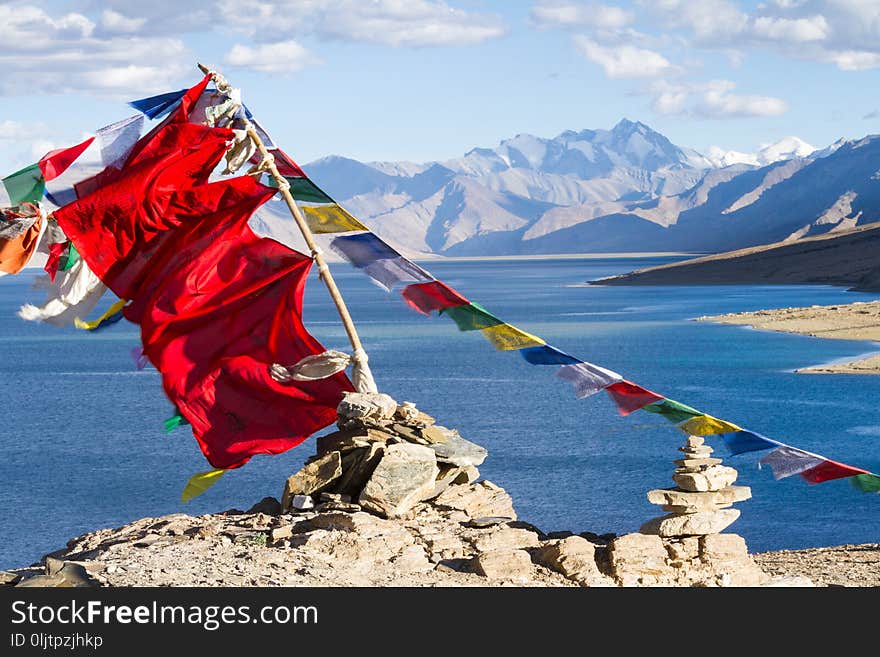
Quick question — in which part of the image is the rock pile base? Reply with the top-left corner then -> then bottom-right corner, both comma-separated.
3,395 -> 788,587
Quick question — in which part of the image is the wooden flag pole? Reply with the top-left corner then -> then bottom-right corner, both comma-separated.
197,63 -> 377,393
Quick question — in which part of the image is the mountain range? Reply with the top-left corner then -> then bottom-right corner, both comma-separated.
252,119 -> 880,258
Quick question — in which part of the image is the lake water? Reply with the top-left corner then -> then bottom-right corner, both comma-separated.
1,256 -> 878,567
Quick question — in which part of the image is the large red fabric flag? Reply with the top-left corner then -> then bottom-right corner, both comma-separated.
137,207 -> 353,469
53,121 -> 234,298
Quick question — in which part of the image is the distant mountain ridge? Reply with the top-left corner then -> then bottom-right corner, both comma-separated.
252,119 -> 879,258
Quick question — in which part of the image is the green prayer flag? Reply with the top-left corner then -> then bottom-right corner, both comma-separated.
851,473 -> 880,493
60,243 -> 80,272
643,398 -> 703,423
164,412 -> 190,434
2,163 -> 45,206
441,302 -> 504,331
271,176 -> 334,204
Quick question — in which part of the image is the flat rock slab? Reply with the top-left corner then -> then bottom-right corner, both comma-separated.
466,516 -> 513,528
434,482 -> 517,520
472,549 -> 534,580
672,465 -> 738,492
647,485 -> 751,506
282,451 -> 342,512
358,443 -> 439,518
640,509 -> 741,537
429,429 -> 488,467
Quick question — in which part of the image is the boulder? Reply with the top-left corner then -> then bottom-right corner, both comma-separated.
434,481 -> 517,520
672,465 -> 738,492
700,533 -> 749,561
429,429 -> 488,467
246,497 -> 282,516
281,451 -> 342,512
640,509 -> 741,537
608,533 -> 675,587
358,443 -> 439,518
472,549 -> 534,580
472,526 -> 541,553
336,443 -> 385,498
534,536 -> 611,586
647,486 -> 751,507
337,392 -> 397,422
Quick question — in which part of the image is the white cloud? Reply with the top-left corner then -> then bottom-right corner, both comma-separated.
823,49 -> 880,71
574,36 -> 680,78
213,0 -> 506,47
225,41 -> 321,74
100,10 -> 148,34
643,0 -> 880,71
531,2 -> 634,30
697,81 -> 788,117
752,15 -> 829,42
0,5 -> 191,96
648,79 -> 788,118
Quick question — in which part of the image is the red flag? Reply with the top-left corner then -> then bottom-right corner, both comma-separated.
138,205 -> 353,469
38,137 -> 95,181
401,281 -> 468,315
800,459 -> 870,484
53,121 -> 233,298
605,380 -> 665,416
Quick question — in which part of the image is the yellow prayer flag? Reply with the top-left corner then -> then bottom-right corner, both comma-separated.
181,469 -> 226,503
73,297 -> 127,331
481,323 -> 546,351
679,414 -> 743,436
300,204 -> 368,234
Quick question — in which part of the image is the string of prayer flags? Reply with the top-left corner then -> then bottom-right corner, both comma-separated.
720,431 -> 780,456
441,302 -> 504,331
330,232 -> 433,290
852,474 -> 880,492
519,345 -> 581,366
759,446 -> 825,480
557,362 -> 623,399
643,398 -> 703,424
481,322 -> 545,351
401,281 -> 469,315
605,380 -> 665,416
679,414 -> 743,436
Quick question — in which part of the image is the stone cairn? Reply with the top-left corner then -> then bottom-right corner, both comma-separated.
642,435 -> 748,536
280,391 -> 489,519
602,433 -> 767,586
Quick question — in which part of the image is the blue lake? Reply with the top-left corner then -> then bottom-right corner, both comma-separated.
1,256 -> 878,567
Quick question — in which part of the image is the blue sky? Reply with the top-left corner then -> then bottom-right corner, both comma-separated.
1,0 -> 879,174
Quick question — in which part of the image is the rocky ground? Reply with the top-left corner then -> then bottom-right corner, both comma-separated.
4,485 -> 874,588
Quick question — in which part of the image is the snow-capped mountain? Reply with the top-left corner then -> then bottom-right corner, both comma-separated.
278,121 -> 875,257
705,136 -> 816,168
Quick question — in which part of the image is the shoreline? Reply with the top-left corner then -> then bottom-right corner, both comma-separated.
699,300 -> 880,374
